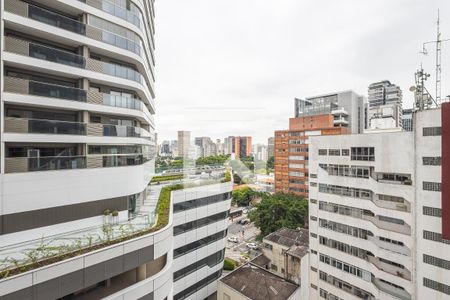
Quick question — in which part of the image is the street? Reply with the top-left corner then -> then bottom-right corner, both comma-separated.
225,214 -> 261,264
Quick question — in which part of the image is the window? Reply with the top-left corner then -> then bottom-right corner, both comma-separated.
423,127 -> 441,136
423,278 -> 450,295
378,194 -> 405,204
423,206 -> 442,217
341,149 -> 349,156
328,149 -> 340,156
319,184 -> 371,200
378,215 -> 405,225
310,173 -> 317,178
311,266 -> 318,272
310,216 -> 318,221
173,211 -> 229,236
311,233 -> 317,238
289,171 -> 305,177
311,249 -> 318,255
289,163 -> 304,169
173,192 -> 231,212
311,284 -> 318,290
310,182 -> 317,187
319,254 -> 371,282
378,236 -> 404,246
423,157 -> 442,166
289,155 -> 304,160
350,147 -> 375,161
319,149 -> 327,155
423,230 -> 450,244
310,199 -> 317,204
423,181 -> 441,191
424,254 -> 450,270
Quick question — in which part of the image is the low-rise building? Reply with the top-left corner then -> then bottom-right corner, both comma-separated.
217,262 -> 300,300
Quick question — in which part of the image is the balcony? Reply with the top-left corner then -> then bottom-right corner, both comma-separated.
4,36 -> 145,85
4,76 -> 87,102
371,171 -> 412,186
4,117 -> 86,135
5,155 -> 86,173
5,0 -> 145,58
80,0 -> 143,29
361,214 -> 411,235
368,256 -> 411,281
373,278 -> 411,300
86,123 -> 152,138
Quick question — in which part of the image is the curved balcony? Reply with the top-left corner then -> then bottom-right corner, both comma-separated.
4,76 -> 153,117
4,154 -> 148,173
4,117 -> 86,135
80,0 -> 143,29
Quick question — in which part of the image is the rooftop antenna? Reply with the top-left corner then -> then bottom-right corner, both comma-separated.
420,9 -> 450,105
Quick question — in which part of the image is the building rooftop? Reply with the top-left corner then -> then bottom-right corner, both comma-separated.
220,263 -> 299,300
264,228 -> 309,250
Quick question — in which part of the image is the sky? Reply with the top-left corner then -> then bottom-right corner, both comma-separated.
154,0 -> 450,144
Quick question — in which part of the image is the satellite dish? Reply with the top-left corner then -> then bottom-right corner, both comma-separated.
409,86 -> 416,92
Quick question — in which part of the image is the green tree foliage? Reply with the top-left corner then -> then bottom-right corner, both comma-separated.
249,192 -> 308,239
232,187 -> 259,206
223,258 -> 235,270
266,156 -> 274,171
196,154 -> 230,166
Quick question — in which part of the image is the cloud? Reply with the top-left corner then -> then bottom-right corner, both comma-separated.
154,0 -> 450,143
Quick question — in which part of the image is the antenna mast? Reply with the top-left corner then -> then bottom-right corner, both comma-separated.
436,9 -> 442,104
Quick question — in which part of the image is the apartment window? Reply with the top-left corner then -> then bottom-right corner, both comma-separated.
319,218 -> 372,240
311,284 -> 318,290
289,155 -> 305,160
173,192 -> 231,212
423,230 -> 450,245
310,216 -> 318,221
319,184 -> 371,200
319,253 -> 371,282
341,149 -> 349,156
310,182 -> 317,187
378,194 -> 405,204
424,254 -> 450,270
173,230 -> 227,258
324,164 -> 370,179
423,156 -> 442,166
328,149 -> 340,156
173,211 -> 229,236
173,250 -> 225,281
423,206 -> 442,217
289,131 -> 304,137
424,278 -> 450,295
319,236 -> 369,260
289,163 -> 304,169
319,149 -> 327,155
311,266 -> 318,272
318,271 -> 374,299
289,179 -> 304,185
310,173 -> 317,178
289,171 -> 305,177
311,249 -> 318,255
350,147 -> 375,161
264,243 -> 273,250
289,139 -> 305,144
310,233 -> 317,238
423,127 -> 441,136
423,181 -> 441,192
310,199 -> 317,204
378,236 -> 404,246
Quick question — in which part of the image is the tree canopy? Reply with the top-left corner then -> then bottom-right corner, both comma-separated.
232,187 -> 261,206
249,192 -> 308,239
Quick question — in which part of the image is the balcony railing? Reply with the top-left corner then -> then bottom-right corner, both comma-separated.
368,256 -> 411,281
373,278 -> 411,300
79,0 -> 143,29
4,76 -> 87,102
28,3 -> 86,34
5,156 -> 86,173
4,117 -> 86,135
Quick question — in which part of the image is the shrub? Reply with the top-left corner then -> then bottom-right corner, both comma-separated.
223,258 -> 235,271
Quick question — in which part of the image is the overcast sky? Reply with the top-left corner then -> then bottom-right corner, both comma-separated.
154,0 -> 450,144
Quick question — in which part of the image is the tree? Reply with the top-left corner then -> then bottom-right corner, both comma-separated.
249,192 -> 308,239
266,156 -> 274,171
232,187 -> 259,207
233,173 -> 242,184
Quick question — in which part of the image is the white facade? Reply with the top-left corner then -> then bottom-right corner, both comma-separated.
308,108 -> 449,300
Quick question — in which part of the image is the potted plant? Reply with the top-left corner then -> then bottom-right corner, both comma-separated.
112,210 -> 119,224
103,209 -> 111,224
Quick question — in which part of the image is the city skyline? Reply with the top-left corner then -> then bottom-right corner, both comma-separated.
155,0 -> 450,144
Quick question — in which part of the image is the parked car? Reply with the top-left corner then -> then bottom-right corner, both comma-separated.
246,242 -> 259,250
228,236 -> 239,243
238,219 -> 249,225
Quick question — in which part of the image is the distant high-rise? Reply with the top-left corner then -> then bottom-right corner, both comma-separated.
178,130 -> 191,157
267,136 -> 275,157
368,80 -> 403,127
276,91 -> 366,197
195,136 -> 216,157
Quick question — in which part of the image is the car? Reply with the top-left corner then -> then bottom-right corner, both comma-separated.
246,242 -> 259,250
228,236 -> 239,243
238,219 -> 249,225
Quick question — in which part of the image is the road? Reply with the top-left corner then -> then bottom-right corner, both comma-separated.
225,214 -> 261,264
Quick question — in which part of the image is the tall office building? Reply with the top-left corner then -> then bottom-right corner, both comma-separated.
178,130 -> 191,158
307,106 -> 449,300
0,1 -> 232,299
194,136 -> 216,157
368,80 -> 403,128
223,136 -> 252,158
275,91 -> 366,197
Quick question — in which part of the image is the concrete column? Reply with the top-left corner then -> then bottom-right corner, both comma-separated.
136,264 -> 146,281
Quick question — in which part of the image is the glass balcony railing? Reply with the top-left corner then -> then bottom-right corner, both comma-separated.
29,43 -> 85,68
28,4 -> 86,35
5,156 -> 87,173
102,30 -> 142,56
102,124 -> 146,138
5,117 -> 86,135
29,80 -> 87,101
102,94 -> 144,110
99,60 -> 143,83
102,154 -> 145,167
